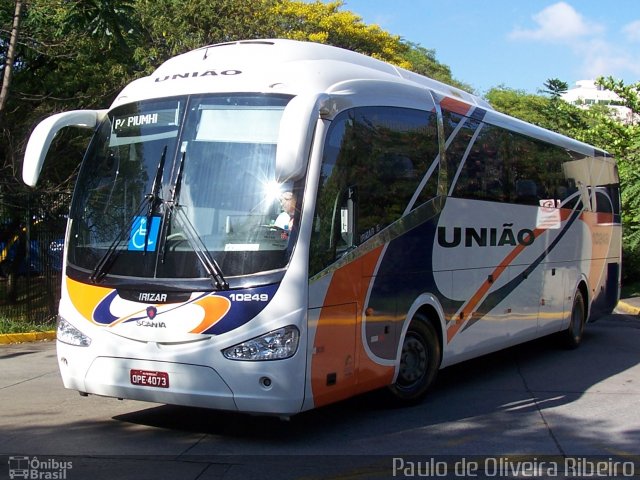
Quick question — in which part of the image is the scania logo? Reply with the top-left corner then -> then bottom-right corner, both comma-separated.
136,319 -> 167,328
146,306 -> 158,320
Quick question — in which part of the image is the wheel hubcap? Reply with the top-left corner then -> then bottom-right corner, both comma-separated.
398,334 -> 427,386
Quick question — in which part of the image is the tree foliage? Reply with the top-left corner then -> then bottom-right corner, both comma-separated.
271,0 -> 407,60
597,76 -> 640,115
485,86 -> 551,126
593,77 -> 640,277
540,78 -> 569,98
62,0 -> 140,50
132,0 -> 280,74
0,0 -> 22,120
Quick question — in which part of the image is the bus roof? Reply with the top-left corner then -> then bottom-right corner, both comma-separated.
112,39 -> 492,110
110,39 -> 608,158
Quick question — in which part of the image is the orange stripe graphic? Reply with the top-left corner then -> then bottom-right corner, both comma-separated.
189,295 -> 232,334
66,277 -> 114,325
446,210 -> 575,343
440,97 -> 473,116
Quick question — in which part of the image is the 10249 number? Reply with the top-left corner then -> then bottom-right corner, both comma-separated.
229,293 -> 269,302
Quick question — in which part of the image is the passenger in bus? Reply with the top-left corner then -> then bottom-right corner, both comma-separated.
275,192 -> 296,231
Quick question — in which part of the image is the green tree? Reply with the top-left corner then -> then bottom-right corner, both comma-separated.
592,77 -> 640,280
271,0 -> 409,63
597,76 -> 640,118
62,0 -> 139,50
485,85 -> 556,126
540,78 -> 569,98
0,0 -> 142,196
401,42 -> 471,91
133,0 -> 279,74
485,82 -> 587,138
0,0 -> 23,124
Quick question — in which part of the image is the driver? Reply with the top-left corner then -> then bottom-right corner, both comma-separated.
275,192 -> 296,231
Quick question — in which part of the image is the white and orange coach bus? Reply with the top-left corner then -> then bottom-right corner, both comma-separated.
22,39 -> 621,416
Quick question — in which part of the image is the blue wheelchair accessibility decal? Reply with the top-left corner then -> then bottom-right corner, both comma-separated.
128,216 -> 161,251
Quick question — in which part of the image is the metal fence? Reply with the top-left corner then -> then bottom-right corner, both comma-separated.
0,192 -> 71,327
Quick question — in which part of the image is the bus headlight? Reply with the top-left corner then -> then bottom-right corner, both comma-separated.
223,325 -> 299,361
57,316 -> 91,347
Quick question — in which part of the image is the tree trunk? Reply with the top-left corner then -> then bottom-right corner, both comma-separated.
0,0 -> 23,123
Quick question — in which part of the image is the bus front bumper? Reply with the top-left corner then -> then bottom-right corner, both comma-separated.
57,341 -> 305,416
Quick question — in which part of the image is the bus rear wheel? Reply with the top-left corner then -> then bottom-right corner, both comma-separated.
563,290 -> 586,349
388,316 -> 441,402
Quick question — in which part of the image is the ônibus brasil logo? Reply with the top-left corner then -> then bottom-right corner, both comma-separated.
8,456 -> 72,479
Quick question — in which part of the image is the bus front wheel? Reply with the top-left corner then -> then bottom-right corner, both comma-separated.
388,316 -> 441,402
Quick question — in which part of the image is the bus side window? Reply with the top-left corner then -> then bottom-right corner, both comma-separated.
310,114 -> 351,275
449,122 -> 509,202
514,179 -> 539,205
594,185 -> 621,224
351,107 -> 438,240
310,106 -> 437,277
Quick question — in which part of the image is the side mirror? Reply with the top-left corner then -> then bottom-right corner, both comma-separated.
330,185 -> 357,256
275,93 -> 329,182
23,110 -> 106,187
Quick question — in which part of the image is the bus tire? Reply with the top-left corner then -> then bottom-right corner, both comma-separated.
388,316 -> 441,402
563,290 -> 586,349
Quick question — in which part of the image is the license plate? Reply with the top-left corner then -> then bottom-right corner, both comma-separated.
130,369 -> 169,388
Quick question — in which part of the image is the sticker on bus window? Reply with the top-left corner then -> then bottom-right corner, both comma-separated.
536,199 -> 561,229
112,109 -> 179,136
128,216 -> 162,251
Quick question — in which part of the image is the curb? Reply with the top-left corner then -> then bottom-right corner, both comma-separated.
0,331 -> 56,345
615,300 -> 640,316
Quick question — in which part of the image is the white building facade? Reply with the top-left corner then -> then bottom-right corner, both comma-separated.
561,80 -> 636,124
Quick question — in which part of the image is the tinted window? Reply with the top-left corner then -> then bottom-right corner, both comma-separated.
450,122 -> 510,202
510,132 -> 573,207
310,106 -> 438,275
448,119 -> 586,209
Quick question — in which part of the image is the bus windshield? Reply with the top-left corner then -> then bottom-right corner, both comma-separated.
67,94 -> 300,285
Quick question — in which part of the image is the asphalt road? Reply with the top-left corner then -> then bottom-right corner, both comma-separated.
1,312 -> 640,479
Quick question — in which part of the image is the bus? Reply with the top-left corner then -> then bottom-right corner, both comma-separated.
22,39 -> 621,416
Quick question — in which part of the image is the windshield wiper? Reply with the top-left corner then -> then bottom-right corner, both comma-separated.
158,151 -> 229,290
90,146 -> 168,283
172,207 -> 229,290
144,146 -> 167,253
